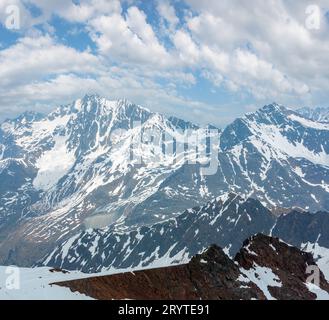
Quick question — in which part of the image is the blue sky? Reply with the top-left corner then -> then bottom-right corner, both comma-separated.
0,0 -> 329,127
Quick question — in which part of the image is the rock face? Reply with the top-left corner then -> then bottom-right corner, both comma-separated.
54,234 -> 329,300
273,210 -> 329,249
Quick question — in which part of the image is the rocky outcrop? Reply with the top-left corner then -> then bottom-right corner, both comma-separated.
54,234 -> 329,300
235,234 -> 329,300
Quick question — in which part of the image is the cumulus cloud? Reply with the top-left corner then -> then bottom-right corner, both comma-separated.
89,6 -> 174,68
184,0 -> 329,101
0,35 -> 100,87
172,30 -> 200,66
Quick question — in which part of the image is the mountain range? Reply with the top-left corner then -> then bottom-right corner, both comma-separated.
0,95 -> 329,272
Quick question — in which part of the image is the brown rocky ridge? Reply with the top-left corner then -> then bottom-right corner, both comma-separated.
53,234 -> 329,300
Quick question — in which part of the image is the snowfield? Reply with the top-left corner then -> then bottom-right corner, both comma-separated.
0,266 -> 93,300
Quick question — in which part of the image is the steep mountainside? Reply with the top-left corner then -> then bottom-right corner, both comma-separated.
54,234 -> 329,300
0,95 -> 209,265
216,103 -> 329,211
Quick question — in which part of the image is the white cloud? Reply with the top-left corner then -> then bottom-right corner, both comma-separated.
157,1 -> 179,30
200,46 -> 229,73
172,30 -> 200,66
89,7 -> 173,68
183,0 -> 328,103
0,35 -> 100,88
0,70 -> 219,126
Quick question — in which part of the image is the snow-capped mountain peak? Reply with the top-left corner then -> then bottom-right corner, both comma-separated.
1,97 -> 329,267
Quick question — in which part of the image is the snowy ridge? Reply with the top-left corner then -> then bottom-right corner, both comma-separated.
41,193 -> 275,273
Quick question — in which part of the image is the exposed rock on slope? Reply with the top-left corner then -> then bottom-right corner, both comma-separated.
236,234 -> 329,300
42,195 -> 329,277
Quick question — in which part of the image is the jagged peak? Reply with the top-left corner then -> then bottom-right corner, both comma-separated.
199,192 -> 252,212
261,102 -> 288,112
82,93 -> 101,101
247,103 -> 294,121
242,103 -> 292,120
192,243 -> 231,265
2,110 -> 45,126
45,95 -> 152,119
77,94 -> 152,114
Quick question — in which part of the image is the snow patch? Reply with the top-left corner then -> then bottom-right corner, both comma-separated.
33,135 -> 76,190
240,264 -> 282,300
